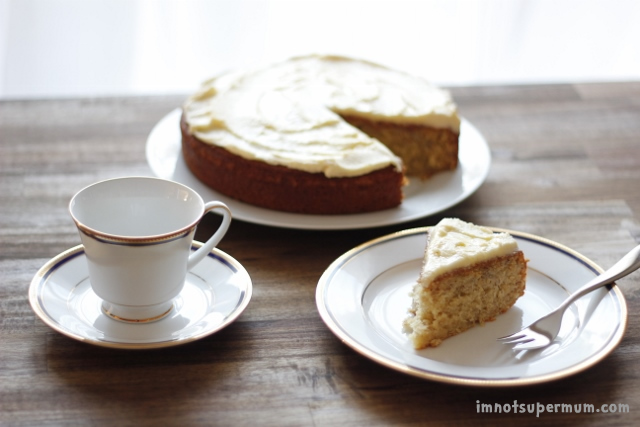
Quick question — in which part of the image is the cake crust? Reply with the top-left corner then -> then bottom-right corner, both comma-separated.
181,114 -> 406,214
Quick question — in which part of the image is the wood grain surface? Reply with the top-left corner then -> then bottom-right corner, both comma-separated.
1,82 -> 640,426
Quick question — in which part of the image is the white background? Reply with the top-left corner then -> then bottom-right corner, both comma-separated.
2,0 -> 640,99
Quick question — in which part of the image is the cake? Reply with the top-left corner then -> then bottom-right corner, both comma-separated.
403,218 -> 527,349
181,54 -> 461,215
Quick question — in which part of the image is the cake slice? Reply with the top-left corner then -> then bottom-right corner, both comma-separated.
403,218 -> 527,349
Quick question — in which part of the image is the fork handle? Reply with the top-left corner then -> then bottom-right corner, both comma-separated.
558,244 -> 640,311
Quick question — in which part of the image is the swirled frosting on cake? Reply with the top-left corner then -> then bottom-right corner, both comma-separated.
183,55 -> 460,178
421,218 -> 519,285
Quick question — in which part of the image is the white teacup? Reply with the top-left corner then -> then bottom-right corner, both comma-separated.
69,176 -> 232,323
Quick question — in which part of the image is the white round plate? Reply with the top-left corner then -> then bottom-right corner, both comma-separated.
29,242 -> 252,349
146,109 -> 491,230
316,227 -> 628,386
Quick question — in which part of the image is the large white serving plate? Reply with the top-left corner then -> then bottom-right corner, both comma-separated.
316,227 -> 627,386
146,109 -> 491,230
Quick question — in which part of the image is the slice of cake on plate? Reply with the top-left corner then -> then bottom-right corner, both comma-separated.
403,218 -> 527,349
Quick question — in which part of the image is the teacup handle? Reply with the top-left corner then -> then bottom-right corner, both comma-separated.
187,201 -> 232,270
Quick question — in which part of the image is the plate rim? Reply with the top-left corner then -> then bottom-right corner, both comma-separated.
315,226 -> 628,387
28,242 -> 253,350
146,108 -> 492,230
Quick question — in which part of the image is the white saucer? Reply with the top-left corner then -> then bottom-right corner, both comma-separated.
146,109 -> 491,230
29,242 -> 252,349
316,227 -> 628,386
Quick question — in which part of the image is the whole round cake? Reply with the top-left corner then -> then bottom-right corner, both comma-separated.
181,55 -> 461,214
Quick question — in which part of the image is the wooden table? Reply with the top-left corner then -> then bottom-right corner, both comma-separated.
2,82 -> 640,426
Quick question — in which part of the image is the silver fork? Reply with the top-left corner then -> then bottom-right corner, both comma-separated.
498,243 -> 640,350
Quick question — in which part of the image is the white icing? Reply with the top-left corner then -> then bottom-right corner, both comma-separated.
420,218 -> 519,284
183,55 -> 460,178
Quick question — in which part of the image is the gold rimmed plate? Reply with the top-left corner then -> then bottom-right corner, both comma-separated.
29,242 -> 252,349
316,227 -> 627,387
